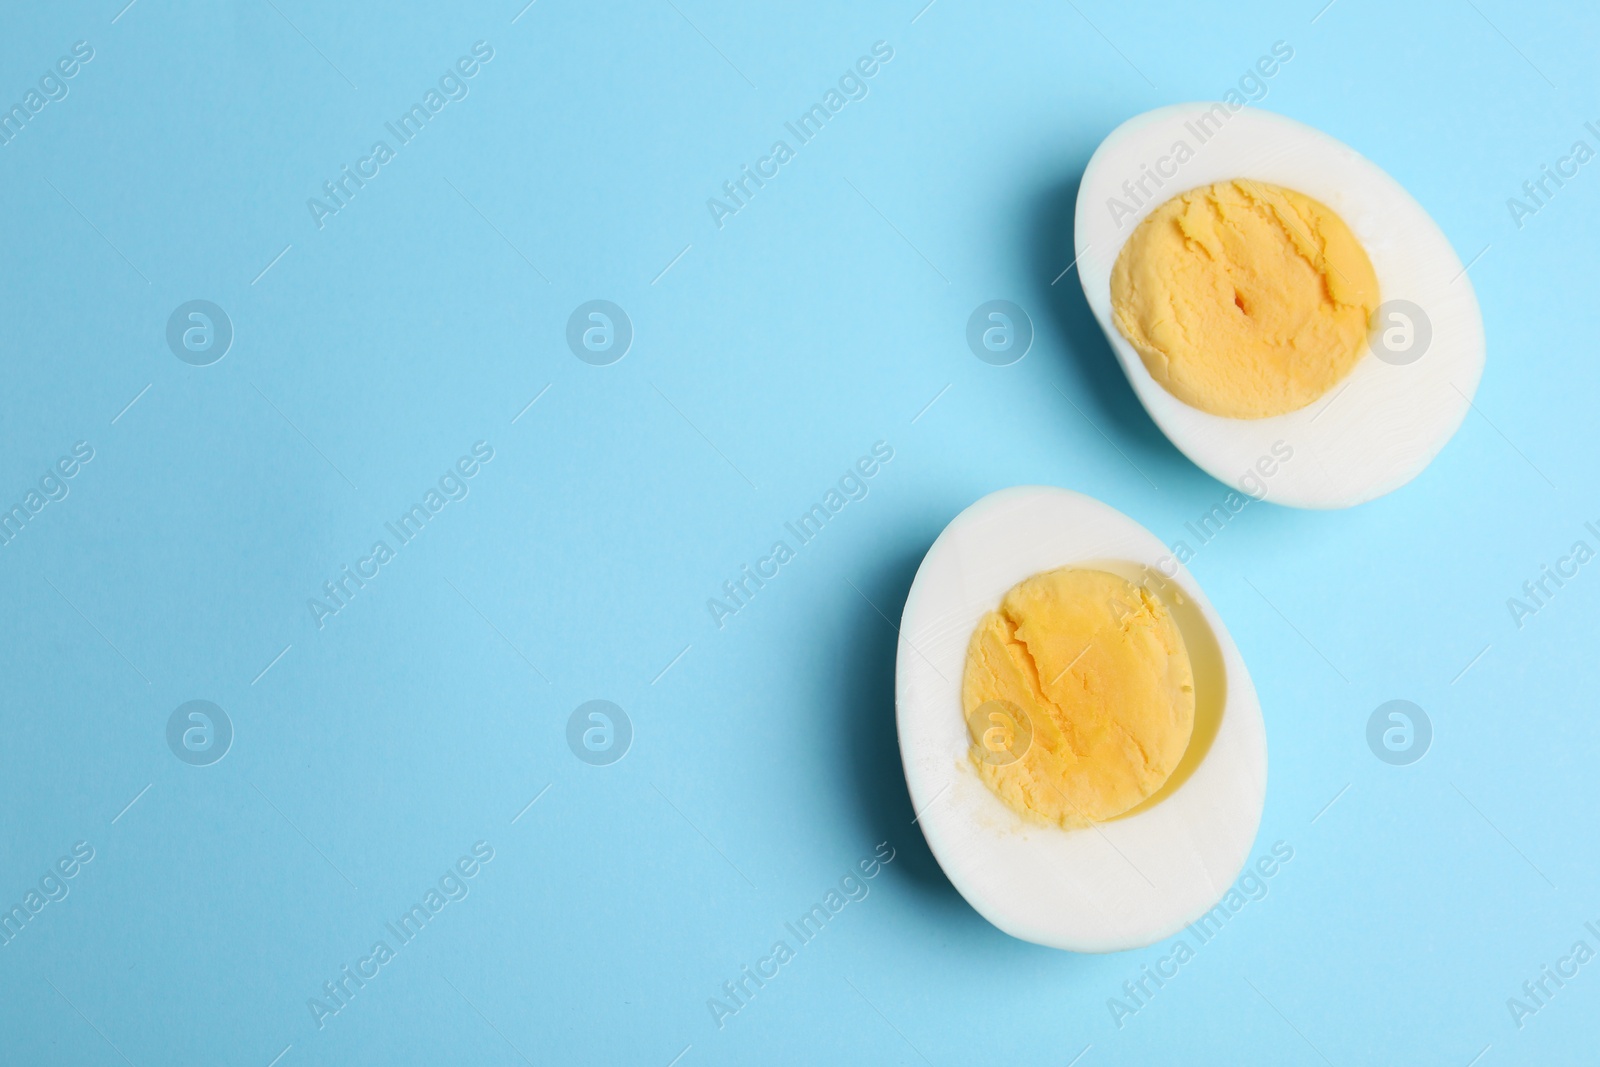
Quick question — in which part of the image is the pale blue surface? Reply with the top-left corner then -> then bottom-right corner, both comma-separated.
1,2 -> 1596,1064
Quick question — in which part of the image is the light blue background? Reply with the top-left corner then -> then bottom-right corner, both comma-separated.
1,1 -> 1596,1064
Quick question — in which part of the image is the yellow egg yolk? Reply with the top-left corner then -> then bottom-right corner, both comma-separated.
1110,179 -> 1380,419
962,567 -> 1194,829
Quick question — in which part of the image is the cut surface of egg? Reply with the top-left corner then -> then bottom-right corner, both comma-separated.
1075,104 -> 1486,509
896,486 -> 1266,952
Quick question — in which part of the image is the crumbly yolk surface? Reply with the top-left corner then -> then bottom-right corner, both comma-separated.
1110,179 -> 1380,420
962,568 -> 1194,829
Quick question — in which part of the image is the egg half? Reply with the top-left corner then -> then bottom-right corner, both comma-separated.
1074,104 -> 1486,509
896,486 -> 1266,952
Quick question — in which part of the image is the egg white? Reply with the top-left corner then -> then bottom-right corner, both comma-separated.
895,486 -> 1266,952
1074,104 -> 1486,509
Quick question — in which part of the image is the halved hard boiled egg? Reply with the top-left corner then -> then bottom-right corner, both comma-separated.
896,486 -> 1266,952
1074,104 -> 1486,509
